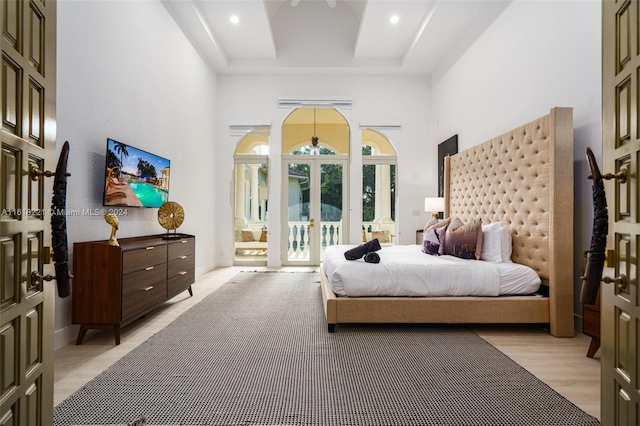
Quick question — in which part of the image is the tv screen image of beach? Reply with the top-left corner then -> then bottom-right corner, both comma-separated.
104,139 -> 170,208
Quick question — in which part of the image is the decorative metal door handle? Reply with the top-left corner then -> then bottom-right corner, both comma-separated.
580,147 -> 608,305
602,169 -> 627,183
31,271 -> 74,286
602,274 -> 628,291
31,271 -> 55,286
30,166 -> 70,181
51,141 -> 72,298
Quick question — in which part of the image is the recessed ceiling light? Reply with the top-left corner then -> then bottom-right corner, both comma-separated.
390,15 -> 400,24
230,15 -> 239,24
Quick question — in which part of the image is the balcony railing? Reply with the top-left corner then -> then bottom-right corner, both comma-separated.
287,221 -> 342,257
235,220 -> 395,259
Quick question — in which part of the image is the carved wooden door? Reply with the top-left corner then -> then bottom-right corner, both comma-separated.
601,0 -> 640,424
1,0 -> 57,424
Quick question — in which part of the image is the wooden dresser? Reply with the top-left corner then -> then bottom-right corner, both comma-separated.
72,234 -> 195,345
582,301 -> 601,358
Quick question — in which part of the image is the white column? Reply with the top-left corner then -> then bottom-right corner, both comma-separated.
234,165 -> 246,229
250,164 -> 260,221
259,183 -> 269,222
374,165 -> 382,222
374,164 -> 394,240
380,164 -> 392,222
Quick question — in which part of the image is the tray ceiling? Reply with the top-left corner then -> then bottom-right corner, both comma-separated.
161,0 -> 511,75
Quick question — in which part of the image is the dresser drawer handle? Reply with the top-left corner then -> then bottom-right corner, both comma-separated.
180,255 -> 187,259
179,271 -> 187,276
145,246 -> 155,250
181,240 -> 188,244
144,286 -> 154,291
145,266 -> 154,271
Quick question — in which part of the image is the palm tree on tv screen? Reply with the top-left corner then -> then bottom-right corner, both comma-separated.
137,158 -> 157,182
106,150 -> 119,169
112,141 -> 129,177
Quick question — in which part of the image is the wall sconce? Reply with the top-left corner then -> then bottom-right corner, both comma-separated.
424,197 -> 445,218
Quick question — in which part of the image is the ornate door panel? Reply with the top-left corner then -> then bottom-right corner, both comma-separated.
1,0 -> 56,425
601,0 -> 640,424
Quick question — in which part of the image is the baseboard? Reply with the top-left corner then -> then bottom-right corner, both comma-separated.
574,313 -> 582,333
195,263 -> 216,278
54,323 -> 80,350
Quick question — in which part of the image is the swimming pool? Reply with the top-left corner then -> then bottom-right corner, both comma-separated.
128,181 -> 169,207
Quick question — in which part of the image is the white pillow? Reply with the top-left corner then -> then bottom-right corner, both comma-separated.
480,222 -> 502,263
500,226 -> 513,263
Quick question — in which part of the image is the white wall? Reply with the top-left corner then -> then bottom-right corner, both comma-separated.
55,0 -> 218,348
430,0 -> 601,328
52,0 -> 598,346
215,74 -> 432,266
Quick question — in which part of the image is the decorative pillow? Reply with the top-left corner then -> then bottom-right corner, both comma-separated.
422,224 -> 447,255
423,217 -> 438,231
422,217 -> 451,236
500,226 -> 513,263
241,230 -> 254,242
235,230 -> 243,242
260,230 -> 268,243
480,222 -> 502,263
422,217 -> 450,255
443,218 -> 483,260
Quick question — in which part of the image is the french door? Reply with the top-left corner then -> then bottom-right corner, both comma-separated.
282,156 -> 348,265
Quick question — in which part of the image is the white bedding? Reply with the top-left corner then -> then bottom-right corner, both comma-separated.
322,245 -> 541,297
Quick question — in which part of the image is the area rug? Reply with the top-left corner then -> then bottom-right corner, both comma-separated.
54,271 -> 600,426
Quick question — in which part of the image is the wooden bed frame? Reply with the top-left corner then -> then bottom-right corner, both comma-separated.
321,107 -> 574,337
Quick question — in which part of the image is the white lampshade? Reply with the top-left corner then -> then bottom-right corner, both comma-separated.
424,197 -> 445,214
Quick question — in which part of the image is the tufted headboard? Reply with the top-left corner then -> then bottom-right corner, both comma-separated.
444,107 -> 573,300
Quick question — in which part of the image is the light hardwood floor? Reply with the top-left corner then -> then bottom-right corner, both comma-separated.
54,266 -> 601,420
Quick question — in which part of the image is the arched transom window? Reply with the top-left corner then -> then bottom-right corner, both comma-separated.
282,107 -> 350,155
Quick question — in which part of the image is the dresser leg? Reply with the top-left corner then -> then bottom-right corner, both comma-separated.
586,337 -> 600,358
76,325 -> 88,345
188,285 -> 193,297
114,325 -> 121,345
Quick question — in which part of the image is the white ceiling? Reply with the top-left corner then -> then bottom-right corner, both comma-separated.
161,0 -> 511,75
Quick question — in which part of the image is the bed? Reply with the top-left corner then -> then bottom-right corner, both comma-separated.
320,107 -> 574,337
323,245 -> 542,297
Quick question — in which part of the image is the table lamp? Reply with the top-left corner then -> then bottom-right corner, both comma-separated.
424,197 -> 445,218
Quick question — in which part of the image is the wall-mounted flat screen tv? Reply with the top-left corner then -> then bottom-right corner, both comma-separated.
103,138 -> 170,208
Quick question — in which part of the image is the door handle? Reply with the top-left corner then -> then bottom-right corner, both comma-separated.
30,167 -> 71,181
602,169 -> 627,184
31,271 -> 74,286
50,141 -> 72,298
580,148 -> 608,305
602,274 -> 628,291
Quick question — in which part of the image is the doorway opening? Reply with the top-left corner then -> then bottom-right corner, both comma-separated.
233,136 -> 269,265
361,128 -> 397,245
281,107 -> 350,265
